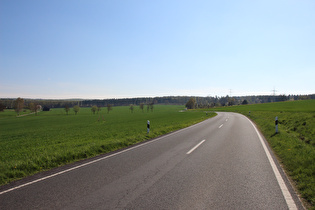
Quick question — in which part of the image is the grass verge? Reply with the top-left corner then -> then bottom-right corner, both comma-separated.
213,100 -> 315,209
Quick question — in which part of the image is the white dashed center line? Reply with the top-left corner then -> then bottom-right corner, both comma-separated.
187,140 -> 206,154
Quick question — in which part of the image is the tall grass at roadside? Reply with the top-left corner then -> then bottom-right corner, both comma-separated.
0,105 -> 215,186
213,100 -> 315,208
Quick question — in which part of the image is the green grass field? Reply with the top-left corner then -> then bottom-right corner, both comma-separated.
213,100 -> 315,208
0,105 -> 215,186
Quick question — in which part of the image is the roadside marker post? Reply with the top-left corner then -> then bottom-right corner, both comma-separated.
147,120 -> 150,134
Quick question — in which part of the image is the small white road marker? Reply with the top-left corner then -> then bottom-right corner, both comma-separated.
219,124 -> 223,128
187,140 -> 206,154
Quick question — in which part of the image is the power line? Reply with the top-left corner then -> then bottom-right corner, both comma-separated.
271,87 -> 278,96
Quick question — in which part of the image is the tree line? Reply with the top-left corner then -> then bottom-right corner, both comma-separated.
186,94 -> 315,109
1,94 -> 314,112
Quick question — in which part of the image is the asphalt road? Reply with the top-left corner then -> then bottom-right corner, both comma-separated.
0,112 -> 303,209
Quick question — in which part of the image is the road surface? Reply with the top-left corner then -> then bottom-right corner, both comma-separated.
0,112 -> 303,209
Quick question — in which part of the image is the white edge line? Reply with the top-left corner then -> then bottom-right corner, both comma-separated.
247,117 -> 297,210
0,118 -> 214,195
186,140 -> 206,155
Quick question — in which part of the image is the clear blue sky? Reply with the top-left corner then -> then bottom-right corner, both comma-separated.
1,0 -> 314,99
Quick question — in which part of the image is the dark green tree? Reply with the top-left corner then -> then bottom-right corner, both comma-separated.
29,102 -> 40,115
64,105 -> 70,115
107,104 -> 112,114
139,103 -> 144,112
185,98 -> 196,109
147,103 -> 150,112
242,99 -> 248,105
129,104 -> 134,113
0,101 -> 6,112
91,105 -> 97,114
73,105 -> 80,115
14,97 -> 24,115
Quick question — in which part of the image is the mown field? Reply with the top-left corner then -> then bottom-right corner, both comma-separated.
0,105 -> 215,186
213,99 -> 315,208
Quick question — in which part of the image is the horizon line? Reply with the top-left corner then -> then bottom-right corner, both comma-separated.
1,93 -> 314,101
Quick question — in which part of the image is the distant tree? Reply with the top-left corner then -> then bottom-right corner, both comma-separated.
91,105 -> 97,114
149,102 -> 154,112
242,99 -> 249,105
97,106 -> 101,114
29,102 -> 35,112
139,103 -> 144,112
64,105 -> 70,115
14,97 -> 24,115
129,104 -> 134,113
73,105 -> 80,115
299,95 -> 310,100
147,104 -> 150,112
185,98 -> 196,109
29,102 -> 40,115
218,96 -> 230,106
277,94 -> 288,102
228,97 -> 235,106
107,104 -> 112,114
0,101 -> 6,112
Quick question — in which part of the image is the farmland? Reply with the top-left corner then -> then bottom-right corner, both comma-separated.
213,99 -> 315,208
0,105 -> 215,186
